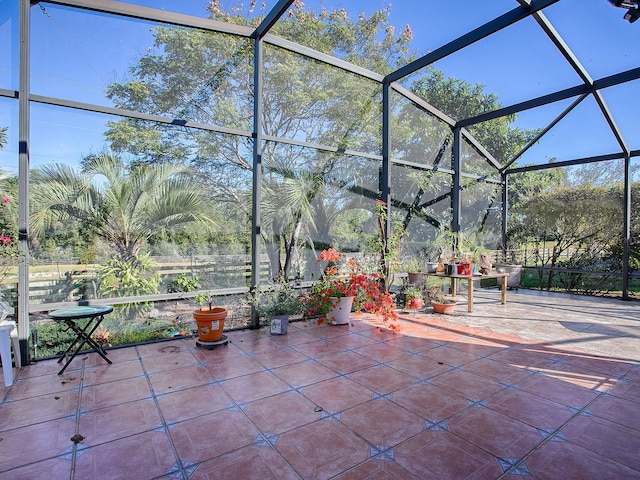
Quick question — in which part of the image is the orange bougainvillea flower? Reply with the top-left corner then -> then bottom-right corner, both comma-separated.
319,248 -> 341,263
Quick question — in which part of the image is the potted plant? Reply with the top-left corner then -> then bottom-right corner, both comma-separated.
404,257 -> 424,284
426,285 -> 456,314
249,282 -> 302,335
193,291 -> 227,342
301,248 -> 398,327
403,286 -> 424,311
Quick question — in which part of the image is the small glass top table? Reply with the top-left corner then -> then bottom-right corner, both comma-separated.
49,305 -> 114,375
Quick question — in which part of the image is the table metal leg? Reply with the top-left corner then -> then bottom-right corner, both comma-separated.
501,276 -> 507,304
58,315 -> 112,375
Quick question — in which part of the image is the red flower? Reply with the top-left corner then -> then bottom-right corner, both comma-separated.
1,197 -> 10,204
0,236 -> 10,245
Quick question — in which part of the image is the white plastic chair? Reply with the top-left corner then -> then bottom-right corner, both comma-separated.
0,301 -> 20,387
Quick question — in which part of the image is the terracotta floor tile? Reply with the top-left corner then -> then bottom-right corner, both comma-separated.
191,444 -> 300,480
74,430 -> 175,480
488,346 -> 563,369
170,410 -> 259,463
302,377 -> 374,412
420,345 -> 480,367
243,391 -> 321,434
251,346 -> 308,368
314,350 -> 378,374
3,458 -> 71,480
461,357 -> 531,384
276,420 -> 369,480
3,291 -> 639,479
526,436 -> 640,479
385,353 -> 451,379
348,364 -> 415,394
0,417 -> 76,472
203,354 -> 266,380
430,368 -> 504,400
15,358 -> 65,378
290,338 -> 347,358
355,342 -> 408,363
273,359 -> 336,387
588,393 -> 640,430
333,459 -> 419,480
221,370 -> 289,403
141,349 -> 200,374
341,399 -> 423,446
331,332 -> 382,350
0,388 -> 79,430
561,414 -> 640,470
6,371 -> 81,401
148,364 -> 213,394
486,388 -> 574,430
157,383 -> 231,423
395,430 -> 504,479
391,383 -> 469,420
386,334 -> 442,353
79,398 -> 161,446
82,359 -> 145,386
516,370 -> 599,407
447,407 -> 543,459
606,369 -> 640,402
81,375 -> 152,410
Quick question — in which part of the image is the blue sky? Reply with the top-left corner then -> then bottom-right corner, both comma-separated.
1,0 -> 639,174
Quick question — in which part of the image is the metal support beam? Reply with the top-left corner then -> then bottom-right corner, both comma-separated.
458,66 -> 640,128
593,90 -> 630,157
18,0 -> 31,366
381,82 -> 392,284
502,94 -> 588,172
622,155 -> 631,300
251,0 -> 293,39
250,39 -> 263,329
384,0 -> 559,83
452,127 -> 462,236
502,173 -> 509,262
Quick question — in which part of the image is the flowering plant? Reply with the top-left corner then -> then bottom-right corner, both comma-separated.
301,248 -> 398,325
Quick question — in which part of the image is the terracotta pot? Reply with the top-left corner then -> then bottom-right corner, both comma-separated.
193,307 -> 227,342
407,272 -> 423,284
432,301 -> 456,314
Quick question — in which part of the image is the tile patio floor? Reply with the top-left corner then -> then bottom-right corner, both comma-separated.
1,289 -> 639,479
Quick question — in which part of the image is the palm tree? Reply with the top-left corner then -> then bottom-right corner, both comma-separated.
31,151 -> 215,263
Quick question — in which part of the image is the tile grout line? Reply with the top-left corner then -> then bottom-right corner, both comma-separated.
69,356 -> 88,480
495,386 -> 612,479
136,346 -> 192,480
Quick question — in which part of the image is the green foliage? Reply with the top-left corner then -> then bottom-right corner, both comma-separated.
249,282 -> 302,317
167,273 -> 201,293
97,252 -> 161,318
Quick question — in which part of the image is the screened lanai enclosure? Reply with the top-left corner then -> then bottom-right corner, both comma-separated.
1,0 -> 639,365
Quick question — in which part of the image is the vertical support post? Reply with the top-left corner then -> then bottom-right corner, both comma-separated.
622,155 -> 631,300
381,82 -> 391,290
451,127 -> 462,242
250,39 -> 263,328
18,0 -> 31,366
502,172 -> 509,263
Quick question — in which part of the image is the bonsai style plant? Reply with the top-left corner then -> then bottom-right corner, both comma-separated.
426,285 -> 456,314
404,257 -> 424,284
